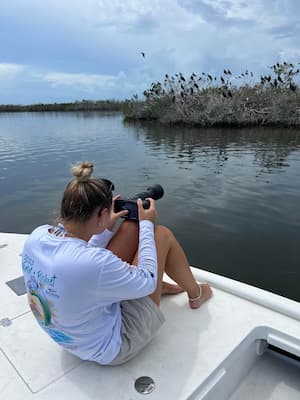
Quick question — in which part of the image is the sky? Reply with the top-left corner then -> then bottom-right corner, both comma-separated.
0,0 -> 300,104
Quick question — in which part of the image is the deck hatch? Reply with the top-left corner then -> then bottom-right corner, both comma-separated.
6,276 -> 26,296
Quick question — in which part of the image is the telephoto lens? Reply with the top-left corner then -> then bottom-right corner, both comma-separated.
130,184 -> 164,206
114,184 -> 164,220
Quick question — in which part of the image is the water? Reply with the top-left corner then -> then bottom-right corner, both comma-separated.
0,112 -> 299,302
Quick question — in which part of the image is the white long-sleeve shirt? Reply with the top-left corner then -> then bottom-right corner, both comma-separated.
22,220 -> 157,364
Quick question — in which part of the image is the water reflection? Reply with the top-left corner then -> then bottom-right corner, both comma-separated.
126,121 -> 300,172
124,120 -> 300,302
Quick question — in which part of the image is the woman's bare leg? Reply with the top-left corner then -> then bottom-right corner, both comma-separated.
107,221 -> 139,263
162,227 -> 212,308
108,222 -> 212,307
149,226 -> 199,305
133,225 -> 212,306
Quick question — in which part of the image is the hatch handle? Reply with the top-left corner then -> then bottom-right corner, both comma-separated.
267,333 -> 300,357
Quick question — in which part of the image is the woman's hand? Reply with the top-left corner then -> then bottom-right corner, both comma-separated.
107,195 -> 128,231
137,198 -> 157,223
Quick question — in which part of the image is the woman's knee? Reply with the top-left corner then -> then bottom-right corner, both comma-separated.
107,220 -> 139,260
117,220 -> 139,237
154,225 -> 174,244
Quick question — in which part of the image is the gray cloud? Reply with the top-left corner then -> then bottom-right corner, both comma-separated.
270,21 -> 300,39
0,0 -> 300,103
178,0 -> 255,27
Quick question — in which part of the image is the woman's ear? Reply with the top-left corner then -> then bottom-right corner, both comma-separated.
97,207 -> 108,224
95,208 -> 107,230
97,207 -> 106,217
100,207 -> 108,216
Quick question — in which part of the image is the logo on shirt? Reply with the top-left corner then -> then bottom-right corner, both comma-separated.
23,255 -> 75,347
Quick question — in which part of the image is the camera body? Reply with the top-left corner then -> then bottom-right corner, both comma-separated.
114,184 -> 164,221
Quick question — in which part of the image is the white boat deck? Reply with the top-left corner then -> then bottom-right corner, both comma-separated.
0,232 -> 299,400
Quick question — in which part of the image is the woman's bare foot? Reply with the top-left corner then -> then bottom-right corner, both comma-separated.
161,281 -> 184,295
189,283 -> 212,309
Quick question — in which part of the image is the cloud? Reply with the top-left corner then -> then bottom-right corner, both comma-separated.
40,72 -> 122,90
0,63 -> 24,80
37,70 -> 139,99
270,21 -> 300,40
178,0 -> 254,27
0,63 -> 141,103
0,0 -> 300,103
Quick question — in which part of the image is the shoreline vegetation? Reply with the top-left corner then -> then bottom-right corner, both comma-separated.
124,61 -> 300,127
0,100 -> 124,113
1,62 -> 299,127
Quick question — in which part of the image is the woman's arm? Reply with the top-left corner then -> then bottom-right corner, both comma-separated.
97,200 -> 158,301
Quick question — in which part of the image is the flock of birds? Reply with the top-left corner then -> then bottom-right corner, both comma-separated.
139,54 -> 299,102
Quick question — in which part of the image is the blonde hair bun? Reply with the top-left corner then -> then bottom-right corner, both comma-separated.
72,161 -> 94,179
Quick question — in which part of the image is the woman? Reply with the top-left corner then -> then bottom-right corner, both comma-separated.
22,161 -> 212,366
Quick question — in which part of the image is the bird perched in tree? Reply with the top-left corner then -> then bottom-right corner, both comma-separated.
141,52 -> 145,58
290,83 -> 297,92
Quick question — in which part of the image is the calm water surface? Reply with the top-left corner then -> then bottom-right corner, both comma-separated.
0,112 -> 299,301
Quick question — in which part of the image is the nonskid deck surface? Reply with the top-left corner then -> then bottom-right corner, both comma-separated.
1,232 -> 300,400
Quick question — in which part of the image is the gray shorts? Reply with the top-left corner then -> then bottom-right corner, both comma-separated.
108,296 -> 165,366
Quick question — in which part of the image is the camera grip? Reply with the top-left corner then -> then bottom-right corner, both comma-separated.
114,199 -> 150,221
142,199 -> 150,209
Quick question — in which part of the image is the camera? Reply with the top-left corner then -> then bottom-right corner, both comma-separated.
114,184 -> 164,221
